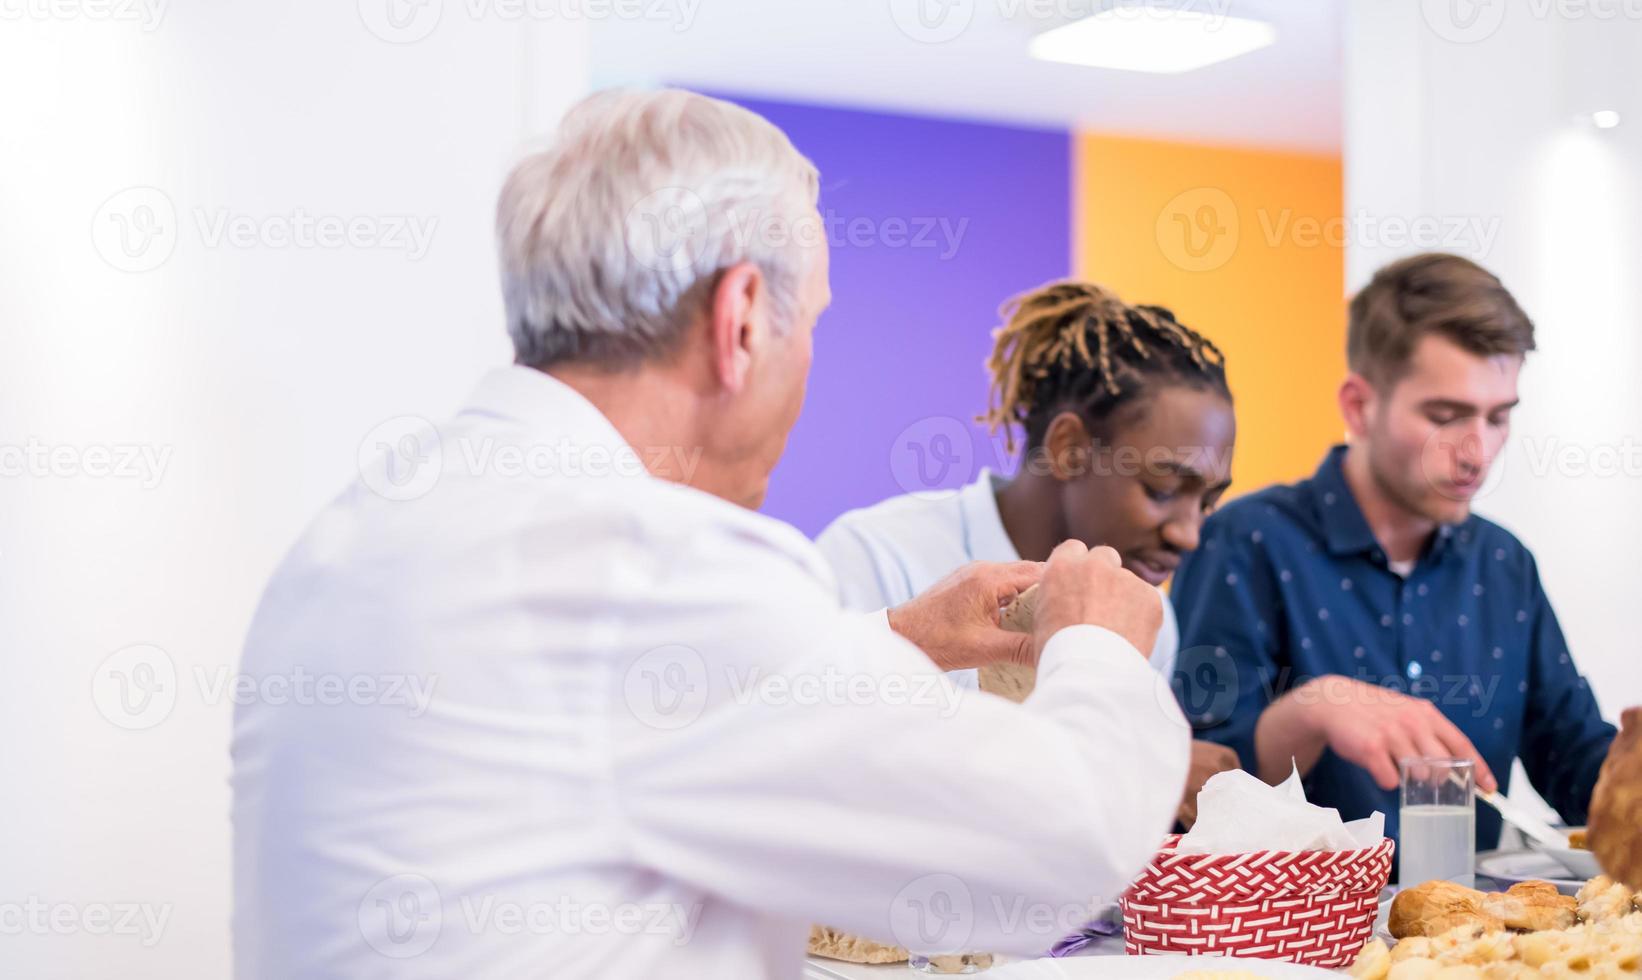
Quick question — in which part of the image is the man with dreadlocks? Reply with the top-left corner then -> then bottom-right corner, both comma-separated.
817,279 -> 1240,827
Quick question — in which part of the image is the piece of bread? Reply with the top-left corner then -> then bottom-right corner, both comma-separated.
1389,880 -> 1505,939
978,584 -> 1038,703
1589,707 -> 1642,890
805,925 -> 908,964
1479,881 -> 1577,932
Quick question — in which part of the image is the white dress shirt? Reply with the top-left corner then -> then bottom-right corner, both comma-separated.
231,365 -> 1189,980
814,470 -> 1180,690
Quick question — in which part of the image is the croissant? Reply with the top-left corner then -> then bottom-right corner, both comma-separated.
1589,707 -> 1642,890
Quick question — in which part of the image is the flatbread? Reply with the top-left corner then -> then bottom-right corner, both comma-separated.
978,584 -> 1038,703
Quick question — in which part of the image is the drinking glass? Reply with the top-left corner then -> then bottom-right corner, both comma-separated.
1399,757 -> 1476,887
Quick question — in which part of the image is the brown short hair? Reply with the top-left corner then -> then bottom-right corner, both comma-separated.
1347,253 -> 1535,388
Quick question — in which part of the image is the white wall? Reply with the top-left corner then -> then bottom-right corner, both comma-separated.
0,7 -> 587,976
1345,0 -> 1642,811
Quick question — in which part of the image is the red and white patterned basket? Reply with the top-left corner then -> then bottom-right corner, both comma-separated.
1119,833 -> 1395,968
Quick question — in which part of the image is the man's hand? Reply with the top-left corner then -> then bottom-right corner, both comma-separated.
1176,741 -> 1240,829
1268,675 -> 1499,793
886,561 -> 1043,672
1032,540 -> 1161,658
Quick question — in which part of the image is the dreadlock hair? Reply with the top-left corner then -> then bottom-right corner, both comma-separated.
981,280 -> 1230,455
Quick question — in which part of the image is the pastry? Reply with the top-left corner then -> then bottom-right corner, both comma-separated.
978,584 -> 1038,703
1589,707 -> 1642,890
1389,880 -> 1504,939
1479,880 -> 1576,932
805,925 -> 908,964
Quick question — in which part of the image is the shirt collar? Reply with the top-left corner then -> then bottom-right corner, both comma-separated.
1310,443 -> 1463,564
1311,444 -> 1381,558
958,468 -> 1021,563
459,365 -> 637,457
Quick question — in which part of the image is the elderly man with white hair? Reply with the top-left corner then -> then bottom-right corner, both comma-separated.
231,89 -> 1189,979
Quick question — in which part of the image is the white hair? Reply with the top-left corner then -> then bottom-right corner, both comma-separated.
496,88 -> 821,368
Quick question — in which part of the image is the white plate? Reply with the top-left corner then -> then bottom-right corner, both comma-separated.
1525,827 -> 1603,880
985,955 -> 1339,978
1476,850 -> 1585,895
804,955 -> 1337,979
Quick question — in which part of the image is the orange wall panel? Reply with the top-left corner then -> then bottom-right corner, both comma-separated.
1074,133 -> 1346,498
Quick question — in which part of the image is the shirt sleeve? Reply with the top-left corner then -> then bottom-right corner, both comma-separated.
611,533 -> 1191,958
813,516 -> 905,611
1167,515 -> 1284,771
1515,554 -> 1616,824
1150,588 -> 1178,682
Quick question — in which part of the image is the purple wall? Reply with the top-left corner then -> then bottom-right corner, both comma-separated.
719,94 -> 1073,538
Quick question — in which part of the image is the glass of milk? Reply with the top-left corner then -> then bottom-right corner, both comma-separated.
1399,757 -> 1476,887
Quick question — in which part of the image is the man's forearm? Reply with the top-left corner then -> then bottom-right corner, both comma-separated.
1252,682 -> 1328,785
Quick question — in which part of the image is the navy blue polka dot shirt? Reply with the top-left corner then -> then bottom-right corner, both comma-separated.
1170,445 -> 1615,854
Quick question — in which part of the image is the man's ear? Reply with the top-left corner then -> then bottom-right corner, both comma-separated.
1042,411 -> 1092,482
1339,372 -> 1378,439
708,262 -> 763,394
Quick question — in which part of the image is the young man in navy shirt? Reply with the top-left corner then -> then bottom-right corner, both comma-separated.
1171,253 -> 1615,854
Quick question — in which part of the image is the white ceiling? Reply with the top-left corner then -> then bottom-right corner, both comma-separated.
591,0 -> 1343,153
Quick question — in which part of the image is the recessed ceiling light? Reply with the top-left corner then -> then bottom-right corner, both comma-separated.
1028,8 -> 1277,74
1592,110 -> 1621,129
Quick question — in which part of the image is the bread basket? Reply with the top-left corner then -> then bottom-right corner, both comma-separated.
1119,833 -> 1395,967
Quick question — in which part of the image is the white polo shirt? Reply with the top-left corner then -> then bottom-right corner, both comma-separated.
814,469 -> 1180,689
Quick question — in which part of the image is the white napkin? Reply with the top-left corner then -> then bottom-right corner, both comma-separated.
1174,763 -> 1385,855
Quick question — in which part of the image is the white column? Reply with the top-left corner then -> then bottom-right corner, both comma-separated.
1344,0 -> 1642,810
0,11 -> 588,977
